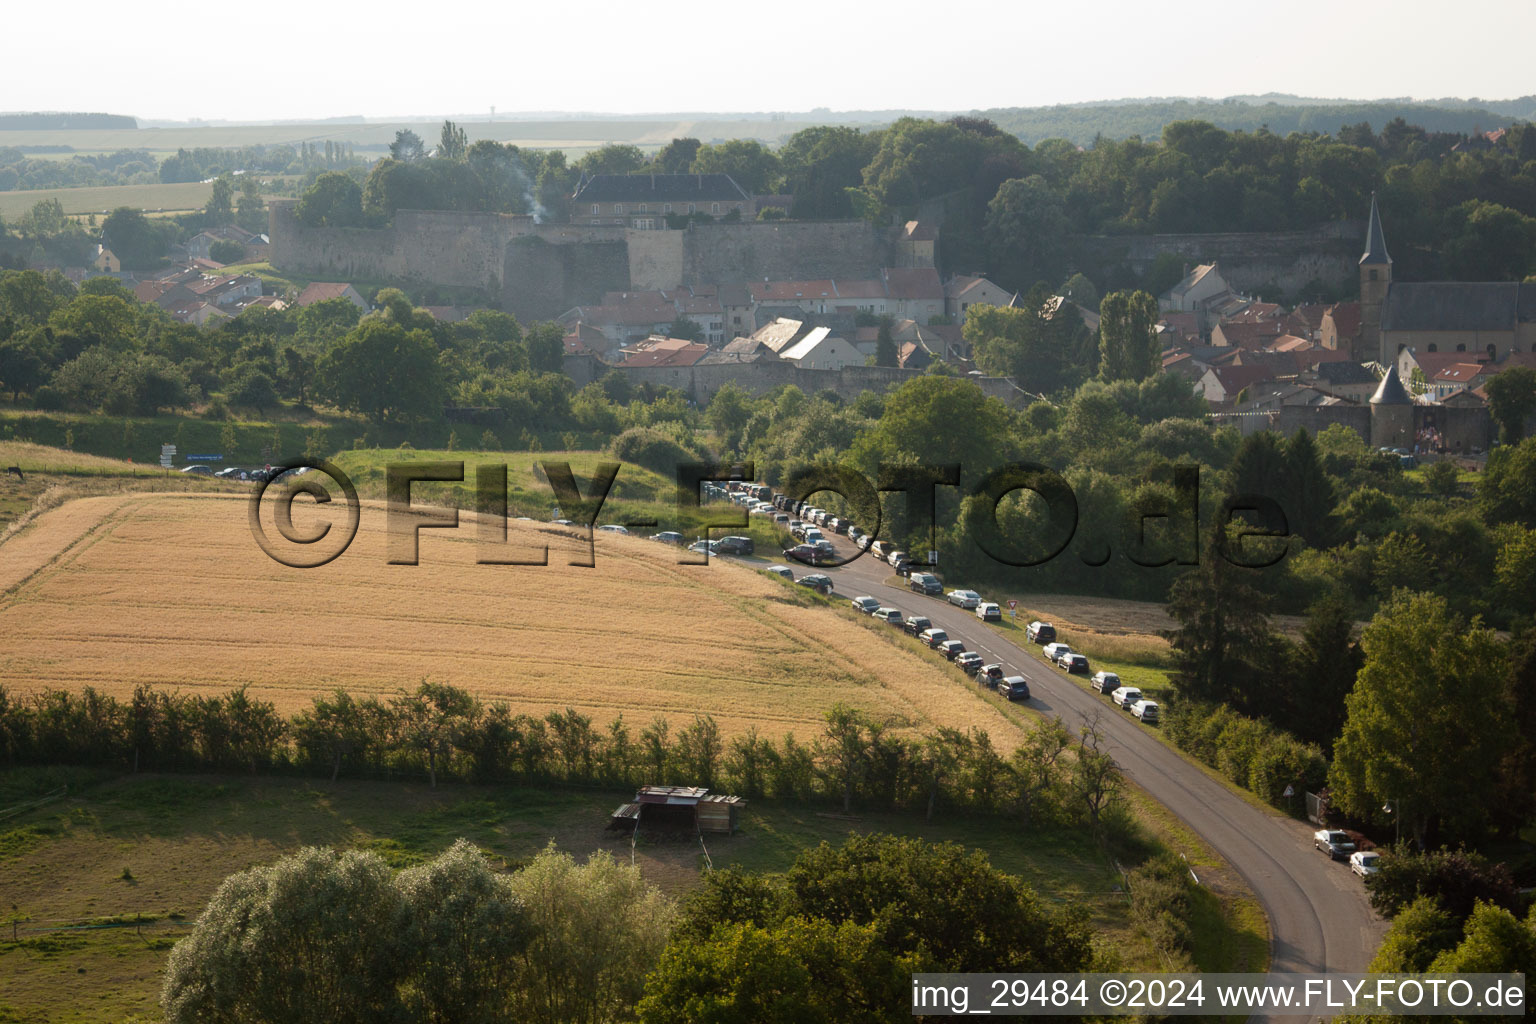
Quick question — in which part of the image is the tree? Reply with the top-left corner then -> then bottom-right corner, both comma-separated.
508,843 -> 675,1024
390,129 -> 426,163
1162,525 -> 1276,706
230,368 -> 278,414
690,139 -> 782,195
874,316 -> 898,367
1479,436 -> 1536,527
319,319 -> 447,424
1097,290 -> 1160,382
208,238 -> 245,264
295,172 -> 365,229
1366,847 -> 1520,920
102,207 -> 168,270
162,846 -> 402,1023
1484,366 -> 1536,442
1329,591 -> 1515,848
706,380 -> 754,452
205,175 -> 234,224
667,315 -> 703,342
392,839 -> 532,1023
1288,595 -> 1363,750
651,137 -> 701,175
524,321 -> 564,374
393,681 -> 475,787
236,174 -> 265,233
437,120 -> 468,162
984,175 -> 1071,291
0,331 -> 48,401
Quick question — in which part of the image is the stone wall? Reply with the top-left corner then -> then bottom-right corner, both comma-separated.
271,204 -> 895,319
1078,220 -> 1365,297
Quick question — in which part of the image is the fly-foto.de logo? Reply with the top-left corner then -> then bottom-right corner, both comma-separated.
247,459 -> 1292,570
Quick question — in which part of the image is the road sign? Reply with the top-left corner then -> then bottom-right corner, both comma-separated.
928,549 -> 938,565
159,444 -> 176,469
1008,600 -> 1018,609
1283,784 -> 1295,798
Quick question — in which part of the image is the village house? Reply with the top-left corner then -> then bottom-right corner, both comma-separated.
943,274 -> 1013,321
296,282 -> 369,310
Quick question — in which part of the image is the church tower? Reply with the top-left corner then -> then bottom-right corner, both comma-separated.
1359,193 -> 1392,365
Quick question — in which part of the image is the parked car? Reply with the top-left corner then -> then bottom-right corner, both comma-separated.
870,540 -> 893,560
938,639 -> 967,660
597,524 -> 629,534
1131,699 -> 1160,723
811,539 -> 837,558
1057,652 -> 1089,674
797,574 -> 834,595
918,627 -> 950,648
975,602 -> 1002,622
764,564 -> 794,579
650,531 -> 684,545
977,664 -> 1005,689
872,607 -> 903,625
180,464 -> 214,476
784,544 -> 820,565
850,596 -> 880,614
1110,686 -> 1143,710
1091,671 -> 1121,695
687,539 -> 719,554
847,526 -> 865,543
1314,829 -> 1357,860
1349,850 -> 1381,878
1041,642 -> 1073,662
1026,621 -> 1056,644
909,572 -> 942,595
955,652 -> 984,674
855,534 -> 873,550
716,535 -> 755,555
999,676 -> 1031,701
903,616 -> 933,637
887,549 -> 909,567
946,589 -> 981,609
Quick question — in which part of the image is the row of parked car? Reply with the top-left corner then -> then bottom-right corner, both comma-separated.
845,595 -> 1031,701
1024,619 -> 1160,723
1314,829 -> 1382,879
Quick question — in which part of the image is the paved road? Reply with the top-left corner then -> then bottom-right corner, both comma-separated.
797,544 -> 1384,976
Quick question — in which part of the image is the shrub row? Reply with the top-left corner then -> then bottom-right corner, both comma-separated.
1164,700 -> 1327,812
0,682 -> 1126,830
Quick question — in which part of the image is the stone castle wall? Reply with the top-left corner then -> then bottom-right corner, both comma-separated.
613,359 -> 1027,409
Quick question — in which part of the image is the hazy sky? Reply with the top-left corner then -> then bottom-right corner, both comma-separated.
7,0 -> 1534,121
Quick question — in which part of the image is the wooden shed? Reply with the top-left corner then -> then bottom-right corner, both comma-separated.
607,785 -> 746,834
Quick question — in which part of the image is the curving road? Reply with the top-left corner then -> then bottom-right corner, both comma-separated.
790,541 -> 1384,977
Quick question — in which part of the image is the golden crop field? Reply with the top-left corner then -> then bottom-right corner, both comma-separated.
0,491 -> 1031,748
0,181 -> 212,218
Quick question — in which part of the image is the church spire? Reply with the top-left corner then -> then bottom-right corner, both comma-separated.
1360,192 -> 1391,266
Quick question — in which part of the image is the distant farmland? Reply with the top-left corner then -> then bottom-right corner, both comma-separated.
0,180 -> 212,218
0,491 -> 1032,749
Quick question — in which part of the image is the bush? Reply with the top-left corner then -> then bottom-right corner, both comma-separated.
1128,854 -> 1198,961
1166,701 -> 1326,811
202,398 -> 229,420
608,426 -> 696,477
1367,847 -> 1521,920
208,239 -> 246,265
32,384 -> 65,411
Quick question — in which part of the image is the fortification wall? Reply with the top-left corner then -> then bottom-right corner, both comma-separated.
681,220 -> 892,285
1079,220 -> 1364,297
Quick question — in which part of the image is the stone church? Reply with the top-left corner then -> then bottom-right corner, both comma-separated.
1358,194 -> 1536,365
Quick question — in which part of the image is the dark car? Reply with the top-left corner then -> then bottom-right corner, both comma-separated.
903,616 -> 933,637
783,544 -> 820,565
955,651 -> 984,674
978,664 -> 1005,689
1026,621 -> 1056,644
908,572 -> 942,595
938,639 -> 967,661
999,676 -> 1031,701
1058,652 -> 1090,674
797,574 -> 834,595
918,628 -> 950,649
716,535 -> 755,555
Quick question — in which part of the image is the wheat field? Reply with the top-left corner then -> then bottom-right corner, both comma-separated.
0,491 -> 1030,748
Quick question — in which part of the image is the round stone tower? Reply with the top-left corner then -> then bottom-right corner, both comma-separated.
1369,363 -> 1414,449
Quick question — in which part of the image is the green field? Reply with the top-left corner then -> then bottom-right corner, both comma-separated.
0,181 -> 212,218
0,765 -> 1263,1023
